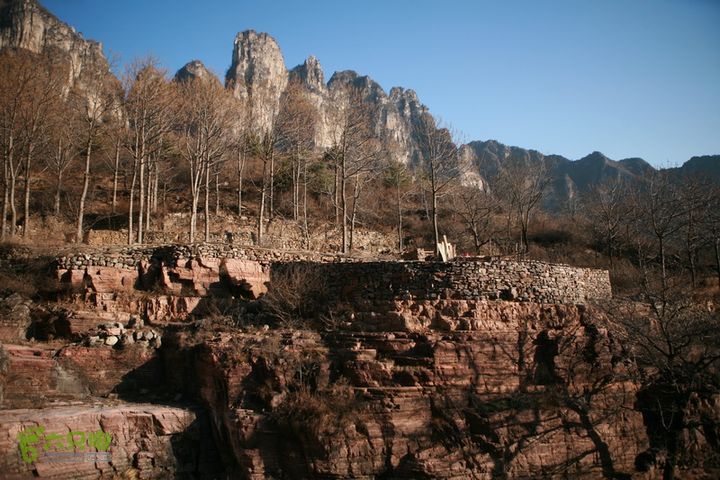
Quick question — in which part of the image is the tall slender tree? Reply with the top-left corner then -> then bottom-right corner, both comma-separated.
414,113 -> 462,253
123,59 -> 175,244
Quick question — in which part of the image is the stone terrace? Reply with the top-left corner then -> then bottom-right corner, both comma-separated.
274,259 -> 611,305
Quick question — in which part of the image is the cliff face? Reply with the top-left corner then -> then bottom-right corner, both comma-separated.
166,302 -> 647,479
225,30 -> 289,132
0,0 -> 112,91
225,30 -> 429,164
5,247 -> 720,477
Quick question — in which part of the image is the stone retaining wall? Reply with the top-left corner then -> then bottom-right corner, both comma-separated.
272,259 -> 611,304
55,243 -> 360,271
54,246 -> 612,305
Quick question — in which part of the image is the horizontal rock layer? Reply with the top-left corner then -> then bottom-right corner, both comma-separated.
0,403 -> 222,479
165,300 -> 646,478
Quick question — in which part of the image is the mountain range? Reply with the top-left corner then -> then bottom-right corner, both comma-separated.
1,0 -> 718,209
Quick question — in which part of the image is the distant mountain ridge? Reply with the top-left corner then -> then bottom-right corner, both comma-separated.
461,140 -> 719,209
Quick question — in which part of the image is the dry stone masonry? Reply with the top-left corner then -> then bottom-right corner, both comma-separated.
274,259 -> 612,305
54,245 -> 610,306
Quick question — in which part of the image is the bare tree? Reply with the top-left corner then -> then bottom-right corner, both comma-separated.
123,59 -> 175,244
676,175 -> 712,288
73,74 -> 120,243
19,57 -> 65,238
175,75 -> 235,243
414,113 -> 462,253
46,105 -> 79,218
584,179 -> 631,268
275,81 -> 317,223
452,185 -> 498,254
326,86 -> 381,253
603,286 -> 720,480
705,185 -> 720,289
0,50 -> 65,239
384,158 -> 412,253
496,159 -> 551,254
633,172 -> 685,289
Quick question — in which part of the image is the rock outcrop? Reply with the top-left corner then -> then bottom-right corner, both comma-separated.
225,29 -> 429,164
174,59 -> 220,85
165,301 -> 648,479
0,0 -> 113,92
0,403 -> 222,478
226,30 -> 289,133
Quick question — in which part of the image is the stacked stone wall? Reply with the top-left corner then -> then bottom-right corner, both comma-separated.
55,243 -> 358,271
54,245 -> 612,305
273,259 -> 611,304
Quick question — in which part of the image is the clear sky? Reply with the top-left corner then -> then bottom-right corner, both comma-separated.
43,0 -> 720,165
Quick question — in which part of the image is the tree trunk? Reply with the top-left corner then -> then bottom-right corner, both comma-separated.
54,170 -> 63,218
111,137 -> 120,214
269,150 -> 275,220
302,158 -> 309,249
76,134 -> 93,243
8,170 -> 16,238
349,177 -> 360,252
432,190 -> 439,254
152,159 -> 159,213
257,160 -> 267,246
2,156 -> 9,241
138,159 -> 145,244
204,163 -> 210,243
128,157 -> 138,245
237,147 -> 245,217
333,160 -> 340,227
215,170 -> 220,216
396,181 -> 403,253
190,196 -> 197,244
660,235 -> 667,290
472,225 -> 481,254
145,158 -> 152,235
22,146 -> 31,238
341,154 -> 348,254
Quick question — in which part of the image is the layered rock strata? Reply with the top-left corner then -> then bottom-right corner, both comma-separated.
164,300 -> 647,479
0,404 -> 222,479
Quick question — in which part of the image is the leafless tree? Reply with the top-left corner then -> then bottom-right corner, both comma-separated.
451,185 -> 499,254
175,75 -> 235,243
633,172 -> 685,289
0,50 -> 66,239
275,81 -> 317,223
602,286 -> 720,480
703,184 -> 720,289
326,86 -> 381,253
414,113 -> 462,253
584,178 -> 632,268
674,175 -> 713,288
384,157 -> 412,253
495,159 -> 551,254
123,59 -> 176,244
73,73 -> 120,243
46,105 -> 79,218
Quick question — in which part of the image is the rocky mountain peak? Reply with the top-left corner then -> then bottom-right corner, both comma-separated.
0,0 -> 112,95
390,87 -> 425,119
174,59 -> 220,85
579,151 -> 610,164
226,29 -> 288,132
289,55 -> 324,91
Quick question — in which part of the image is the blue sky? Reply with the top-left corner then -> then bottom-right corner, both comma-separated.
44,0 -> 720,165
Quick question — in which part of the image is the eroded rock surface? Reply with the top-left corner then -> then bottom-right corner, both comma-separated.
165,301 -> 648,479
0,404 -> 222,479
